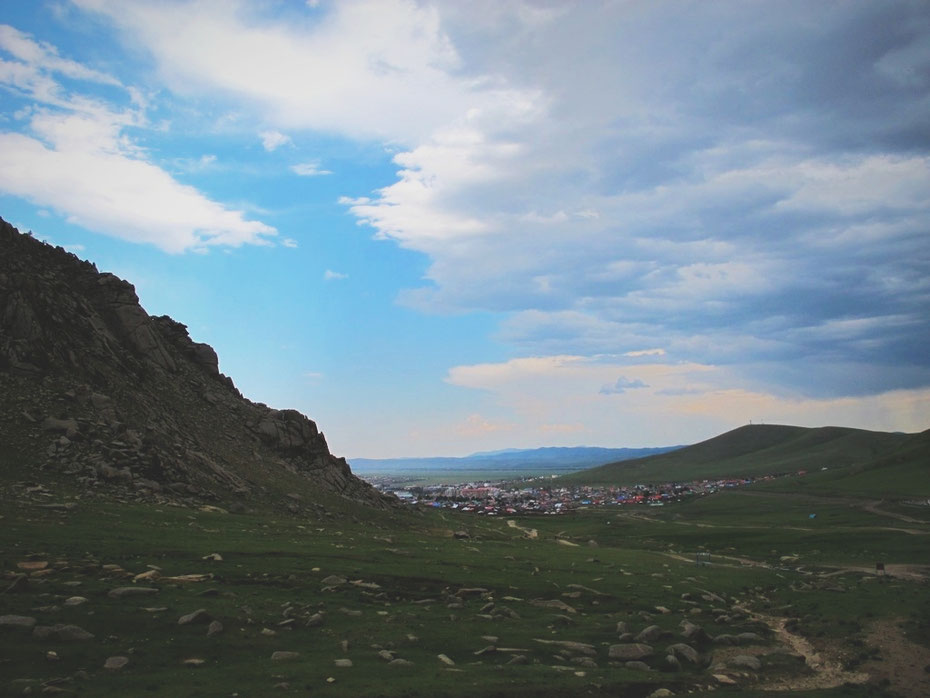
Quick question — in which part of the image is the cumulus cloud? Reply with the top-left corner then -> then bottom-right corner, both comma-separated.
30,2 -> 930,405
259,130 -> 290,151
0,22 -> 276,253
290,161 -> 332,176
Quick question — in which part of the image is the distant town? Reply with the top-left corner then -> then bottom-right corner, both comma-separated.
363,472 -> 788,515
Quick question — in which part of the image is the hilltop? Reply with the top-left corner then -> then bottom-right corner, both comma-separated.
561,423 -> 930,496
0,218 -> 391,513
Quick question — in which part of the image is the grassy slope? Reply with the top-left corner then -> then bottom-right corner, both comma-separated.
561,424 -> 919,491
2,482 -> 929,697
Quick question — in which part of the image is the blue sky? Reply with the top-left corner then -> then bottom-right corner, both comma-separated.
1,1 -> 928,458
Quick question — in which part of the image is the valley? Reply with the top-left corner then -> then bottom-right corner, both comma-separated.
2,471 -> 928,697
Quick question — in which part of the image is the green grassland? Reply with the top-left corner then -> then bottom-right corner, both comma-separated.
560,425 -> 930,497
2,480 -> 928,697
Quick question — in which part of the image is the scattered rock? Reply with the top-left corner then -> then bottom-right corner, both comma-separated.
389,659 -> 414,667
530,599 -> 577,614
625,660 -> 651,671
608,643 -> 654,661
178,609 -> 212,625
33,624 -> 94,641
64,596 -> 88,607
666,642 -> 700,665
635,625 -> 663,643
108,586 -> 159,599
729,655 -> 762,671
271,651 -> 300,661
437,654 -> 455,666
16,561 -> 49,571
334,659 -> 352,667
183,658 -> 206,667
104,656 -> 129,670
0,615 -> 37,630
207,620 -> 223,637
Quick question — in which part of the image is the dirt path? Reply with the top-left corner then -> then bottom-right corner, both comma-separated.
861,618 -> 930,697
748,611 -> 869,692
862,499 -> 929,524
506,519 -> 538,538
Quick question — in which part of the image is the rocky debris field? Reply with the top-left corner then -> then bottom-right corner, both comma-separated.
3,489 -> 925,698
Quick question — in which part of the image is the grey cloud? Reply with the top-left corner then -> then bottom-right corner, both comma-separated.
599,376 -> 649,395
346,2 -> 930,399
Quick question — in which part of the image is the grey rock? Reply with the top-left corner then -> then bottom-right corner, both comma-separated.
108,586 -> 159,599
624,660 -> 651,671
207,620 -> 224,636
33,624 -> 94,641
271,651 -> 300,661
104,656 -> 129,670
667,642 -> 700,665
729,654 -> 762,671
178,609 -> 212,625
635,625 -> 663,643
608,643 -> 654,661
0,615 -> 37,630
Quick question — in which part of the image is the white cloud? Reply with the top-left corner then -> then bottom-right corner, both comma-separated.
281,238 -> 298,248
0,114 -> 275,253
290,161 -> 332,176
47,2 -> 930,406
0,22 -> 276,253
260,129 -> 290,151
72,0 -> 529,144
626,349 -> 665,357
446,355 -> 930,447
323,269 -> 347,281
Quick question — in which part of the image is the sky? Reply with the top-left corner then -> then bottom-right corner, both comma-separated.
1,1 -> 928,459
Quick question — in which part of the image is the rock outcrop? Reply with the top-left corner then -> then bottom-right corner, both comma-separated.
0,218 -> 392,510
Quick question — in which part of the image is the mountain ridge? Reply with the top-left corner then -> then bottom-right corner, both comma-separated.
0,217 -> 391,512
350,445 -> 682,474
561,422 -> 929,491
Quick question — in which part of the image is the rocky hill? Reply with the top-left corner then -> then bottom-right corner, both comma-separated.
0,218 -> 392,512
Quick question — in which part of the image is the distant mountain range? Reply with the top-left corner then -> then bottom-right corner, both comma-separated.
349,445 -> 683,474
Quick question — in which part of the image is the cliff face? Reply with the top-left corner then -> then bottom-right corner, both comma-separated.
0,218 -> 391,511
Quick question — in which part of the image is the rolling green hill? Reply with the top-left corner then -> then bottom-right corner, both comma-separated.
561,423 -> 928,495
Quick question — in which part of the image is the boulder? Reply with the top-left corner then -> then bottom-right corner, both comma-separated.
635,625 -> 663,643
33,624 -> 94,641
729,655 -> 762,671
178,609 -> 212,625
608,643 -> 654,661
0,615 -> 37,630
